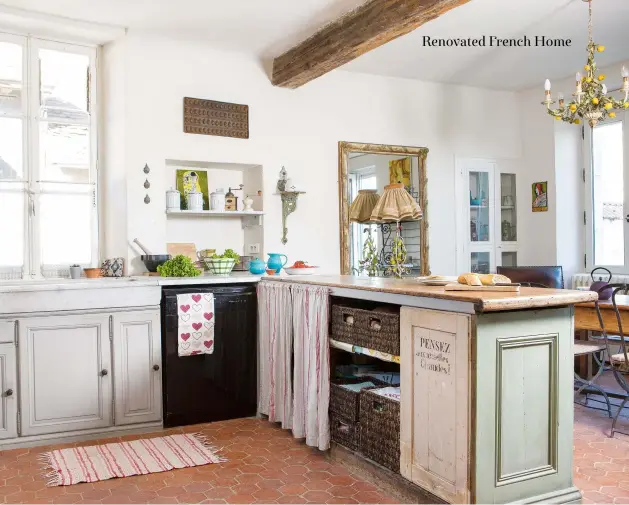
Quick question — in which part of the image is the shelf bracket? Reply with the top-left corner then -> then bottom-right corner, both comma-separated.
279,191 -> 304,244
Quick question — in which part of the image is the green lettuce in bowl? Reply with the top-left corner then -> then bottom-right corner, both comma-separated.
157,255 -> 201,277
205,249 -> 240,275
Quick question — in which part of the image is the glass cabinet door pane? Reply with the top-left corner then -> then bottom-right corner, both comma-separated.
471,252 -> 490,274
470,171 -> 490,242
502,251 -> 517,268
500,173 -> 517,241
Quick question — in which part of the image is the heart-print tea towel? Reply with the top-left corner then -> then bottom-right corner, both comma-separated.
177,293 -> 215,356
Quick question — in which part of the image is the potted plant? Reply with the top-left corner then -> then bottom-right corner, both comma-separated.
69,264 -> 82,279
204,249 -> 240,276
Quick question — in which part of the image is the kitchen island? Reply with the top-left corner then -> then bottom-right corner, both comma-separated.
265,275 -> 597,504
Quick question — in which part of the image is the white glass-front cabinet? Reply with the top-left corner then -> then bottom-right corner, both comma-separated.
456,159 -> 519,274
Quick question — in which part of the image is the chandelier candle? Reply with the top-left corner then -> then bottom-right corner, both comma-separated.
542,0 -> 629,127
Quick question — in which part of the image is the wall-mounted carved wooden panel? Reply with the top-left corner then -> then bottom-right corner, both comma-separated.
183,97 -> 249,139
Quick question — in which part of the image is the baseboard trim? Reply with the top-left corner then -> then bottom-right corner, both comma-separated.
515,486 -> 583,504
0,422 -> 163,451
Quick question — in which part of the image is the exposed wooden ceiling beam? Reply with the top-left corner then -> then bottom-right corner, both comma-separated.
271,0 -> 471,89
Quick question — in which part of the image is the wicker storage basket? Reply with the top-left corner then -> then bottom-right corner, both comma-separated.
330,378 -> 383,422
330,413 -> 360,452
331,305 -> 400,356
360,388 -> 400,473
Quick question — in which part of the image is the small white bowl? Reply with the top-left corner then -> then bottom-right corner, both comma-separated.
284,267 -> 319,276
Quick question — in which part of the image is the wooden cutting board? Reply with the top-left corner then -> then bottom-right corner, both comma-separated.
167,242 -> 197,262
444,283 -> 520,292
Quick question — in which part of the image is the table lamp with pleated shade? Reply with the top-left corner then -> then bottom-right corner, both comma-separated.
369,183 -> 422,278
349,189 -> 380,223
369,184 -> 422,223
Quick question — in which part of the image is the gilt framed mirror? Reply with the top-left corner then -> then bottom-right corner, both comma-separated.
338,141 -> 429,276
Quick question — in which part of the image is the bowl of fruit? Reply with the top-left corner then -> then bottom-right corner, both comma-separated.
284,261 -> 319,276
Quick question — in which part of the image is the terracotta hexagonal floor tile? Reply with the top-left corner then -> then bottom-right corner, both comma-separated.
176,492 -> 208,503
235,473 -> 263,486
282,474 -> 308,485
307,471 -> 332,481
231,484 -> 260,496
257,478 -> 284,490
305,479 -> 332,491
157,486 -> 187,497
279,483 -> 308,495
283,465 -> 308,476
238,464 -> 264,474
204,487 -> 235,500
225,494 -> 256,504
327,497 -> 359,504
354,491 -> 388,503
252,488 -> 282,501
328,475 -> 357,487
277,496 -> 308,504
5,491 -> 39,504
303,490 -> 333,502
185,482 -> 214,494
329,485 -> 358,498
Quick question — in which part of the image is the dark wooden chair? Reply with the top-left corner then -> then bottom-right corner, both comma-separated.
496,265 -> 564,289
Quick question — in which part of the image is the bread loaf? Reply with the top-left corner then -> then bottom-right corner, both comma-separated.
457,273 -> 482,286
478,274 -> 511,285
457,273 -> 511,286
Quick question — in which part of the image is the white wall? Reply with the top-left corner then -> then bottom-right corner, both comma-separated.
103,34 -> 523,275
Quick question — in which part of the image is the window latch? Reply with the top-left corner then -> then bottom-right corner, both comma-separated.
26,190 -> 35,216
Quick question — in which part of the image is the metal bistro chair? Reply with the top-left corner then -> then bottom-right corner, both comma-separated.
594,284 -> 629,437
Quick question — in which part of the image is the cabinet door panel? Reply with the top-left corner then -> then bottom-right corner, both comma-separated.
113,310 -> 161,425
0,343 -> 17,439
400,307 -> 471,504
19,314 -> 112,436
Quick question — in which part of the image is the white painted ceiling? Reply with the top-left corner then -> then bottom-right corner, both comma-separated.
2,0 -> 628,91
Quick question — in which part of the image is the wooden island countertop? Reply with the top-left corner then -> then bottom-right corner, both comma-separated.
264,275 -> 597,312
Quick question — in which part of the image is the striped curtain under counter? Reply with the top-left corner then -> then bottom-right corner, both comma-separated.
257,281 -> 331,450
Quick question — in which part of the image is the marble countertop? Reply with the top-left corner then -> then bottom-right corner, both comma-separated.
262,275 -> 598,312
0,272 -> 261,293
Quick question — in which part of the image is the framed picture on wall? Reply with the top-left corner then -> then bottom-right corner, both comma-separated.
176,169 -> 210,210
532,181 -> 548,212
389,157 -> 412,190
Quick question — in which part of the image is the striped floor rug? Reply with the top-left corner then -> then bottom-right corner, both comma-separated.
40,433 -> 226,486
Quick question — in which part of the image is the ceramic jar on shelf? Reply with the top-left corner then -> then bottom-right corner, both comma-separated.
186,191 -> 203,211
210,188 -> 226,211
166,187 -> 181,210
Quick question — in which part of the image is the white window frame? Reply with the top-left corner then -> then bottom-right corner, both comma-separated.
0,32 -> 99,279
584,116 -> 629,274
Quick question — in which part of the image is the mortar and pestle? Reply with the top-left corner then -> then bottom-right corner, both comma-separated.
133,238 -> 171,272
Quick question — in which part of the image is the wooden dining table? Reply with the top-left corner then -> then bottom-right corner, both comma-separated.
575,294 -> 629,333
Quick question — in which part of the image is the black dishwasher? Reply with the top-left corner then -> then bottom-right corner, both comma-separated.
161,283 -> 257,427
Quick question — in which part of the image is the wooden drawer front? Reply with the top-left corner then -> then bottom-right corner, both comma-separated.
400,307 -> 470,504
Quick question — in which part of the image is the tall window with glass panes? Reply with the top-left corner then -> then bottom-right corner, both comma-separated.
0,34 -> 98,279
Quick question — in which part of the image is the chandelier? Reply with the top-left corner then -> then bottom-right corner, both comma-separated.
542,0 -> 629,127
